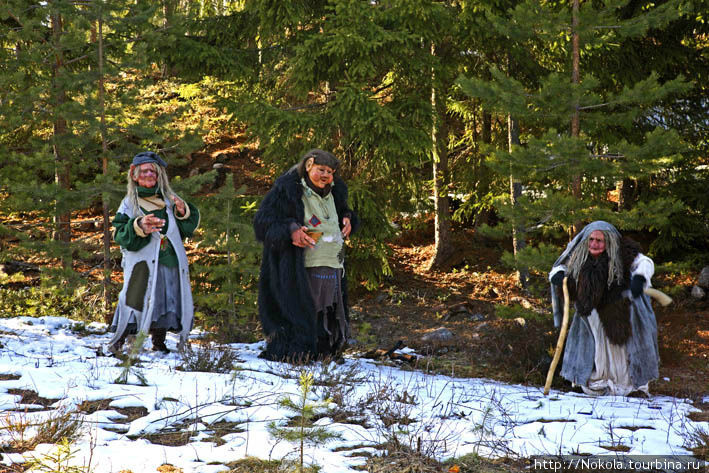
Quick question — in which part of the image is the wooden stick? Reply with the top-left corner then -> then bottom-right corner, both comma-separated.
544,276 -> 570,396
645,287 -> 672,306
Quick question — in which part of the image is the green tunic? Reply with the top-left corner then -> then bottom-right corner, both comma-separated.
301,179 -> 343,269
112,187 -> 200,268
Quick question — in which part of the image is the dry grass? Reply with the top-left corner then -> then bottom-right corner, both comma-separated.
76,398 -> 112,415
0,373 -> 21,381
686,426 -> 709,461
444,453 -> 523,473
1,406 -> 83,454
6,389 -> 59,409
224,457 -> 326,473
361,447 -> 441,473
178,343 -> 240,373
224,457 -> 281,472
203,420 -> 246,446
143,429 -> 193,446
688,403 -> 709,423
157,465 -> 184,473
112,406 -> 148,422
599,444 -> 631,452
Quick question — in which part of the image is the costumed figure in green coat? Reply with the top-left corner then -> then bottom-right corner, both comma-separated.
108,151 -> 200,354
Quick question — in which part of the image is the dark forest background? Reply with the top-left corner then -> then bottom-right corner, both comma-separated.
1,0 -> 707,335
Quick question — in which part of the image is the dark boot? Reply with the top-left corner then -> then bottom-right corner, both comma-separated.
150,328 -> 170,354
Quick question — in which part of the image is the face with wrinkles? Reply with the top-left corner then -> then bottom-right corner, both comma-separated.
588,230 -> 606,258
133,163 -> 158,188
307,163 -> 335,189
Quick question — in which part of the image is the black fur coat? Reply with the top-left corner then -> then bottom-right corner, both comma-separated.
253,169 -> 359,361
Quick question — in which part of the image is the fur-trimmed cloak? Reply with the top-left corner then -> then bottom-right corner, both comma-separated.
549,221 -> 659,393
253,169 -> 359,361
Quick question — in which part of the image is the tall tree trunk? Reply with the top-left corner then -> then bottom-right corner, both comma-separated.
570,0 -> 582,236
508,114 -> 528,288
162,0 -> 177,77
482,111 -> 491,144
427,42 -> 453,271
51,7 -> 72,268
98,7 -> 113,322
473,110 -> 493,227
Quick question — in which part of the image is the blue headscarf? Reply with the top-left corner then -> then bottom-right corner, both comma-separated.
132,151 -> 167,168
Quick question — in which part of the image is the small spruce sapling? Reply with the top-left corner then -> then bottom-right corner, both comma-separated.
114,331 -> 148,385
268,370 -> 342,473
24,437 -> 89,473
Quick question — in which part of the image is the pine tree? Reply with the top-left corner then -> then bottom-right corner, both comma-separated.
268,370 -> 341,472
0,1 -> 206,313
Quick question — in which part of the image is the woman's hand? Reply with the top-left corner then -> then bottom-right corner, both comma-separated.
291,226 -> 315,248
140,214 -> 164,234
172,195 -> 186,216
341,217 -> 352,239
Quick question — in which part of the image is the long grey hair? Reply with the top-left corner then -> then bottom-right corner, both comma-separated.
566,229 -> 623,286
125,163 -> 180,215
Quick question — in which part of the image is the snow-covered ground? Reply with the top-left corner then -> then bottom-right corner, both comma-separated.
0,316 -> 706,472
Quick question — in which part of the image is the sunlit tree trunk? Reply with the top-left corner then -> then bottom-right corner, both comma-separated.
51,6 -> 72,269
427,42 -> 454,271
570,0 -> 582,236
508,114 -> 528,288
616,178 -> 636,210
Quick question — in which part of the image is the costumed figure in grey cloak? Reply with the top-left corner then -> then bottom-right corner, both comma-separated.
549,221 -> 659,396
254,149 -> 359,362
107,152 -> 200,354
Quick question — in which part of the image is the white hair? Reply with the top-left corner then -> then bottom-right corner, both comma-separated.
567,229 -> 624,286
125,163 -> 181,215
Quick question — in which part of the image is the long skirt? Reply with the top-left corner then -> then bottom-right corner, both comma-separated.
111,264 -> 182,335
306,266 -> 348,357
580,309 -> 649,396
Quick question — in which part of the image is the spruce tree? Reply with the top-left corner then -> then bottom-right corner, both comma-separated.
188,180 -> 261,340
160,0 -> 488,284
0,1 -> 204,312
457,0 -> 692,275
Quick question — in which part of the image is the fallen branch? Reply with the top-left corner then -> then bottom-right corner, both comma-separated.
362,340 -> 416,363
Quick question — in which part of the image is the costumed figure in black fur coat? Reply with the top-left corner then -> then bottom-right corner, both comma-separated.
254,149 -> 359,361
549,221 -> 659,396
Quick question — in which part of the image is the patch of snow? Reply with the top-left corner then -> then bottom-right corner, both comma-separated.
0,316 -> 706,473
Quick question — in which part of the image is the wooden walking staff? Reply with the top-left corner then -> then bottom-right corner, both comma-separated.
544,276 -> 570,396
